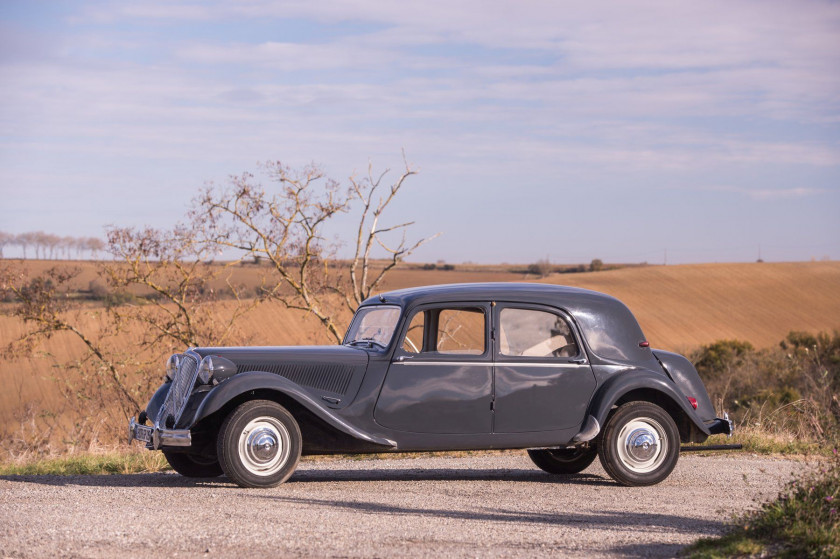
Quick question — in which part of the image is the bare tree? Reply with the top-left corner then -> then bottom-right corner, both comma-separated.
342,159 -> 439,311
87,237 -> 105,259
32,231 -> 46,259
60,236 -> 75,259
0,231 -> 11,258
43,233 -> 61,259
0,265 -> 141,414
103,225 -> 259,349
196,157 -> 437,343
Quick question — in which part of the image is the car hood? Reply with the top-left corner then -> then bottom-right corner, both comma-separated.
193,344 -> 368,364
193,345 -> 369,397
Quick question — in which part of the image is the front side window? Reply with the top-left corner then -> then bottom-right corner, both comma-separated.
398,306 -> 486,356
402,311 -> 425,353
345,305 -> 401,348
436,308 -> 485,355
499,308 -> 577,358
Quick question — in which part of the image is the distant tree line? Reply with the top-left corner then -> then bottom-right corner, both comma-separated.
0,231 -> 105,260
525,258 -> 607,278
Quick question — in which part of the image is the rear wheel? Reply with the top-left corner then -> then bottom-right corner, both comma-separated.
217,400 -> 302,488
528,446 -> 597,474
163,451 -> 223,478
598,401 -> 680,486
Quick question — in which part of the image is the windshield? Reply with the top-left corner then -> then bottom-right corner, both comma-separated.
344,305 -> 402,348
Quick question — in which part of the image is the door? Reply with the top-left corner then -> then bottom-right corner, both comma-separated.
492,305 -> 596,433
374,304 -> 493,434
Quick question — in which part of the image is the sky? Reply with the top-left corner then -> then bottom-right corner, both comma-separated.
1,1 -> 839,265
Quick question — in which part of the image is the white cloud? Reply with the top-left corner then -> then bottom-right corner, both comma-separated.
700,184 -> 828,200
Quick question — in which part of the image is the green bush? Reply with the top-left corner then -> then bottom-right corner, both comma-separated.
693,331 -> 840,442
685,449 -> 840,558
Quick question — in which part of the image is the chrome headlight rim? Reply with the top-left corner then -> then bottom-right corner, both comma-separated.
197,355 -> 214,385
165,353 -> 181,382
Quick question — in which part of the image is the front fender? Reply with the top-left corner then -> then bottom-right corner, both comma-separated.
588,368 -> 711,437
144,382 -> 171,423
192,371 -> 396,448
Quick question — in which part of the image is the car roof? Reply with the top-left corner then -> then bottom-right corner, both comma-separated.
361,282 -> 650,364
364,282 -> 618,309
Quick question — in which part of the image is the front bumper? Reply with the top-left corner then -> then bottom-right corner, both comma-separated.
129,417 -> 192,450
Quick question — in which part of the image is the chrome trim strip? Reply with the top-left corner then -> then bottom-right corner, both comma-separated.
396,361 -> 585,368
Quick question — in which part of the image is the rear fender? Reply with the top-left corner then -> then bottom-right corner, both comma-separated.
192,371 -> 396,448
652,350 -> 716,422
588,369 -> 711,442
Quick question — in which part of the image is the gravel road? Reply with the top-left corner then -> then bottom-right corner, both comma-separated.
0,453 -> 801,558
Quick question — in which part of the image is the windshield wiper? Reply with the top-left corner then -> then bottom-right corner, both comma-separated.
347,338 -> 387,349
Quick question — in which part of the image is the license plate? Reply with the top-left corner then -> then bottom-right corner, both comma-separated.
134,425 -> 153,443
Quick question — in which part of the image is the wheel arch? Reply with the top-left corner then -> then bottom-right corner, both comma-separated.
589,370 -> 711,444
192,372 -> 396,452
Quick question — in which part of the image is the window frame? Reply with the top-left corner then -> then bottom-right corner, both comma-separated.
493,303 -> 584,364
392,302 -> 492,362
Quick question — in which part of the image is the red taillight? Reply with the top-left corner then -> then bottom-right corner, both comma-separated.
639,341 -> 650,348
687,397 -> 698,409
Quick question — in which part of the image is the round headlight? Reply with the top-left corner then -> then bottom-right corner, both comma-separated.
165,354 -> 181,382
197,355 -> 214,385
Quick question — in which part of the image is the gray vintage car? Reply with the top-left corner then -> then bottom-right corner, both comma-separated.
129,283 -> 732,488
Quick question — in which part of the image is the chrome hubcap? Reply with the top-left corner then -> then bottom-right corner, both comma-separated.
616,417 -> 668,473
238,417 -> 291,476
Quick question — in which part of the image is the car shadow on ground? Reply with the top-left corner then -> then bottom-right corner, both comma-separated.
257,493 -> 718,531
249,493 -> 726,551
0,467 -> 615,488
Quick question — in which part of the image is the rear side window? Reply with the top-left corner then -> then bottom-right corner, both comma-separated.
499,308 -> 578,358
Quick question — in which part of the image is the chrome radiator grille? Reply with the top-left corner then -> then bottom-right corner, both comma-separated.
156,352 -> 199,428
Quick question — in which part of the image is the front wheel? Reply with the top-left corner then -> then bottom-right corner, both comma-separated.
163,451 -> 224,478
217,400 -> 302,488
598,401 -> 680,486
528,446 -> 597,474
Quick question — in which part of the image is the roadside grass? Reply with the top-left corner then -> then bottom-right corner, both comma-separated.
682,447 -> 839,559
0,448 -> 170,476
1,426 -> 824,476
681,425 -> 831,457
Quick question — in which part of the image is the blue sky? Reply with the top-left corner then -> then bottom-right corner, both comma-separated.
1,1 -> 838,264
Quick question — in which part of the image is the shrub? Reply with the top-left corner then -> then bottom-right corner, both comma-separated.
694,339 -> 755,380
88,279 -> 109,299
527,259 -> 553,278
693,332 -> 840,442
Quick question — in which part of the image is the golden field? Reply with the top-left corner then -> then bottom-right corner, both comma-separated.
1,260 -> 838,438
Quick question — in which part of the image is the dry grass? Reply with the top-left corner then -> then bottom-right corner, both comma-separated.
0,445 -> 171,476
